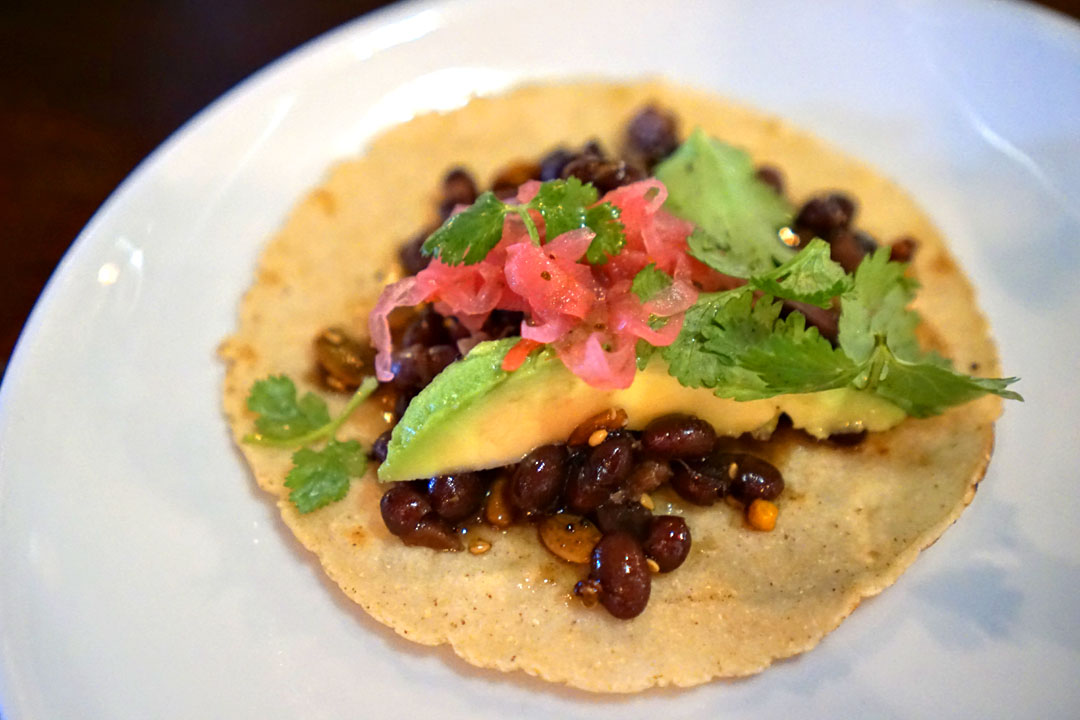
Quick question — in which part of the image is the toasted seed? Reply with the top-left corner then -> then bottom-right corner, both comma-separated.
568,408 -> 628,445
314,326 -> 375,390
468,539 -> 491,555
646,558 -> 661,573
588,429 -> 608,447
538,513 -> 602,564
639,493 -> 655,510
485,476 -> 514,529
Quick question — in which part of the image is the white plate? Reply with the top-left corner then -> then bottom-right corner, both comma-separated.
2,0 -> 1078,717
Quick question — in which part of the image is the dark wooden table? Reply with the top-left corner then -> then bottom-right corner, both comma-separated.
3,0 -> 1078,378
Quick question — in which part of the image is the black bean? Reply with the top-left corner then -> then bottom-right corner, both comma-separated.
390,343 -> 459,392
755,165 -> 785,195
625,105 -> 680,169
380,484 -> 462,551
594,501 -> 653,542
581,139 -> 606,159
314,327 -> 375,391
589,432 -> 636,484
370,429 -> 392,463
889,236 -> 917,263
427,473 -> 486,522
561,156 -> 645,194
719,453 -> 785,504
509,444 -> 568,515
644,515 -> 691,572
482,310 -> 525,340
401,305 -> 452,348
781,299 -> 839,345
854,229 -> 879,255
641,414 -> 716,459
624,459 -> 673,497
380,484 -> 430,537
565,433 -> 637,513
539,147 -> 575,181
669,458 -> 729,506
564,454 -> 607,514
795,193 -> 856,237
829,229 -> 869,274
426,344 -> 460,378
392,390 -> 412,421
398,230 -> 431,276
591,532 -> 651,619
389,343 -> 431,391
438,167 -> 478,219
407,515 -> 464,551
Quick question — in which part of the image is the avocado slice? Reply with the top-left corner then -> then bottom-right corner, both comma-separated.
378,339 -> 905,482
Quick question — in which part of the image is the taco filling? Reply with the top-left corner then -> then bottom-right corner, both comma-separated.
221,81 -> 1019,689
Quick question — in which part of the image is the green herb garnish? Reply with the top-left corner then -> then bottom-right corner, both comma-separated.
657,129 -> 1020,413
655,128 -> 795,277
422,177 -> 625,266
244,376 -> 378,513
244,376 -> 378,448
631,263 -> 674,303
285,440 -> 368,513
660,245 -> 1020,412
747,238 -> 851,308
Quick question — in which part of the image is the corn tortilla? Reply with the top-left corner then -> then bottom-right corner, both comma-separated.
219,81 -> 1002,692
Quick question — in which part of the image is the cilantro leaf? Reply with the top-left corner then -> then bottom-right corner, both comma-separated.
631,263 -> 673,302
635,339 -> 655,371
749,238 -> 851,308
244,376 -> 378,448
529,177 -> 596,241
660,292 -> 737,391
837,249 -> 920,363
662,290 -> 773,398
739,311 -> 860,394
422,191 -> 509,265
832,250 -> 1021,413
857,342 -> 1021,417
246,375 -> 331,441
582,200 -> 625,263
526,177 -> 625,263
285,440 -> 368,513
656,128 -> 794,276
686,228 -> 763,278
662,288 -> 855,400
419,179 -> 626,266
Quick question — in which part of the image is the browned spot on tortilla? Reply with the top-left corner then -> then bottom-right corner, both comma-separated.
347,526 -> 368,547
929,250 -> 958,275
312,188 -> 337,216
258,268 -> 284,286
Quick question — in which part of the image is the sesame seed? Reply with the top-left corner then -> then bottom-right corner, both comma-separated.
468,539 -> 491,555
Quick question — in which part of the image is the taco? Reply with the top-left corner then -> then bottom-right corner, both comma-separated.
219,80 -> 1018,691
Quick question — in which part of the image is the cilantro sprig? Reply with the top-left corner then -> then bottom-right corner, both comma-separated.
655,128 -> 795,277
244,376 -> 377,513
422,177 -> 625,266
654,128 -> 1020,415
660,246 -> 1021,414
244,375 -> 378,447
631,263 -> 674,303
285,440 -> 368,513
